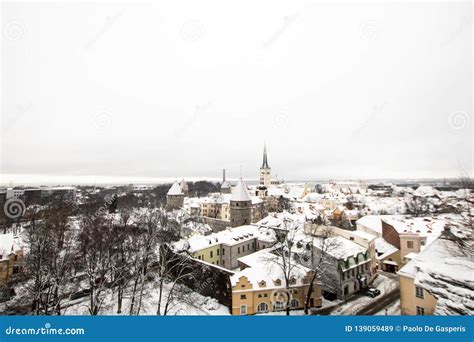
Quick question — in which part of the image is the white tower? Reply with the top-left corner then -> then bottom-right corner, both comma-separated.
259,143 -> 271,187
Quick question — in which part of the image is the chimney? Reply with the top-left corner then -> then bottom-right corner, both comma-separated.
222,169 -> 226,182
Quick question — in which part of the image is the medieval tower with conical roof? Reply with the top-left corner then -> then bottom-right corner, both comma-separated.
259,143 -> 271,188
166,181 -> 184,210
229,178 -> 252,227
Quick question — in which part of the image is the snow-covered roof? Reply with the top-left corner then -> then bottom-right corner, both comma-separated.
231,178 -> 251,202
168,181 -> 183,195
0,233 -> 21,260
174,225 -> 276,253
374,238 -> 398,260
292,232 -> 367,261
220,180 -> 230,189
382,215 -> 467,246
256,212 -> 306,231
398,234 -> 474,315
231,250 -> 312,289
413,186 -> 439,198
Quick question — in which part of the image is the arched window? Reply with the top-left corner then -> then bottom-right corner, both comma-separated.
290,299 -> 300,308
257,302 -> 269,313
273,301 -> 284,311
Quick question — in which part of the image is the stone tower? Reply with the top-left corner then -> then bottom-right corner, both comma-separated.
180,179 -> 189,197
230,178 -> 252,227
259,143 -> 271,188
220,169 -> 231,194
166,181 -> 184,210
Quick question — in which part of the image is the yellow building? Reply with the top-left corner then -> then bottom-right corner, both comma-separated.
186,235 -> 222,266
398,232 -> 473,315
231,250 -> 322,315
0,233 -> 23,285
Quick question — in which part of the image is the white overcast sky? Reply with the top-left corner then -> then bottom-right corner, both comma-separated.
1,0 -> 472,185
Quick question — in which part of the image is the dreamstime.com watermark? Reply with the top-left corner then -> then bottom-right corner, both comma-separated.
4,323 -> 85,336
3,198 -> 26,219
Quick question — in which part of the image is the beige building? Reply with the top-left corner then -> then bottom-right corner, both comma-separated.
174,225 -> 277,270
398,230 -> 473,315
231,250 -> 322,315
0,233 -> 23,285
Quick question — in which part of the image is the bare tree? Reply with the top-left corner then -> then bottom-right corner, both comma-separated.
155,245 -> 195,315
298,225 -> 342,314
78,215 -> 119,315
266,218 -> 301,316
405,195 -> 431,216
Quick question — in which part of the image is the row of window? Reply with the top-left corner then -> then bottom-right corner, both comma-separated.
240,300 -> 300,315
341,263 -> 369,280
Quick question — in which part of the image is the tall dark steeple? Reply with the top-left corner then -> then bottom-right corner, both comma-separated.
262,143 -> 270,169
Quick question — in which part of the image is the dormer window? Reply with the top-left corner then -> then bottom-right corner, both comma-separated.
274,279 -> 281,286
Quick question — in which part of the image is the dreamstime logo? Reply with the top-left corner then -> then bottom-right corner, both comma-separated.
263,13 -> 299,48
174,102 -> 212,138
93,111 -> 112,129
4,21 -> 25,41
359,21 -> 380,40
270,288 -> 292,310
180,20 -> 205,42
84,12 -> 122,50
3,198 -> 26,219
448,110 -> 470,130
273,112 -> 290,128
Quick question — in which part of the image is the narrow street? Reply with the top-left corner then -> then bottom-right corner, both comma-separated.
328,271 -> 400,316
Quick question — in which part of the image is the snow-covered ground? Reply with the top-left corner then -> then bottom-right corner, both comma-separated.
375,299 -> 400,315
330,274 -> 398,315
60,280 -> 229,316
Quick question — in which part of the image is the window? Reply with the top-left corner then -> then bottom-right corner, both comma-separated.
264,294 -> 268,297
257,302 -> 269,313
240,305 -> 247,315
222,248 -> 225,255
420,240 -> 425,246
258,294 -> 262,298
217,249 -> 219,256
210,251 -> 213,258
238,247 -> 241,254
416,306 -> 425,315
216,261 -> 219,265
222,260 -> 225,266
407,241 -> 414,249
240,295 -> 247,300
273,301 -> 284,311
415,286 -> 424,299
290,299 -> 300,308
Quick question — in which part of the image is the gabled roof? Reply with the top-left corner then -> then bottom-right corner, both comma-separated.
231,178 -> 251,202
168,181 -> 183,195
221,180 -> 230,189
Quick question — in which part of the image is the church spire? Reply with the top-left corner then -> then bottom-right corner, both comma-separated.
261,143 -> 270,169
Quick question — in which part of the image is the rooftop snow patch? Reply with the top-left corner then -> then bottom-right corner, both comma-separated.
231,178 -> 251,202
399,235 -> 474,315
168,181 -> 183,195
